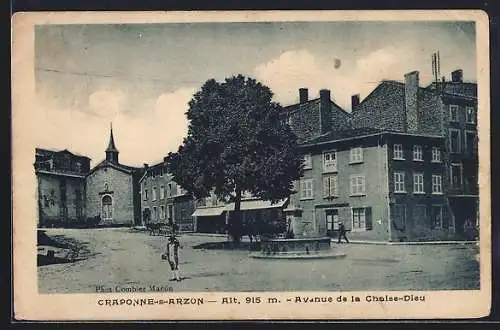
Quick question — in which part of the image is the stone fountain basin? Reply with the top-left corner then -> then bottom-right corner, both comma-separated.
249,236 -> 347,260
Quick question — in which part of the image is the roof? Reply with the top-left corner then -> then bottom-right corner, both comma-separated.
138,160 -> 168,183
282,97 -> 350,117
302,127 -> 384,145
191,198 -> 289,217
105,125 -> 119,153
34,169 -> 87,179
88,159 -> 142,175
301,127 -> 443,147
35,147 -> 91,159
426,81 -> 477,99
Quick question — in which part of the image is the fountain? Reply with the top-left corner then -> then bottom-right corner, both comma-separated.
249,205 -> 347,259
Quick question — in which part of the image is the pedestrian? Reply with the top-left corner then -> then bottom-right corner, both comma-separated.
337,223 -> 349,244
162,232 -> 182,281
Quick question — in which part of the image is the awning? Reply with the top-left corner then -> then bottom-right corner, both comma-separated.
191,206 -> 226,217
224,198 -> 288,211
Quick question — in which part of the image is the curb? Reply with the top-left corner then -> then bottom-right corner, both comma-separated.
332,239 -> 479,246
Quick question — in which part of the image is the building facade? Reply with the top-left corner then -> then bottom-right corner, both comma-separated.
285,129 -> 448,242
280,88 -> 351,143
191,190 -> 288,234
284,68 -> 478,241
351,69 -> 478,240
35,148 -> 91,227
139,160 -> 196,232
84,126 -> 144,226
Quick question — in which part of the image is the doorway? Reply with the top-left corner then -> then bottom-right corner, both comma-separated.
325,209 -> 339,238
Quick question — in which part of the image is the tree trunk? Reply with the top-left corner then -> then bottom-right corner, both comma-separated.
230,188 -> 243,248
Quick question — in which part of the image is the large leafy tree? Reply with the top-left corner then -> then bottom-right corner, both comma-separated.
167,75 -> 304,245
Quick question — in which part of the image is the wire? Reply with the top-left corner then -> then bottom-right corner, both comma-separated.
35,67 -> 201,84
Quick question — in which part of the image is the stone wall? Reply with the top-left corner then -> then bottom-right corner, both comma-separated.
86,166 -> 135,225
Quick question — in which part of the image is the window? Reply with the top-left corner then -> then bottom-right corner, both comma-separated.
413,145 -> 423,161
167,205 -> 173,222
323,176 -> 338,198
465,131 -> 477,155
430,205 -> 444,229
160,168 -> 164,177
152,207 -> 157,221
352,207 -> 372,231
449,105 -> 459,122
323,151 -> 337,172
160,206 -> 165,220
102,195 -> 113,220
287,116 -> 293,126
349,147 -> 363,163
432,147 -> 441,163
466,106 -> 476,124
432,175 -> 443,194
393,144 -> 404,160
152,187 -> 157,201
300,179 -> 314,199
350,175 -> 366,196
144,189 -> 148,200
160,185 -> 165,200
449,129 -> 461,153
394,172 -> 406,193
303,154 -> 312,169
413,173 -> 424,194
167,183 -> 173,197
451,164 -> 462,188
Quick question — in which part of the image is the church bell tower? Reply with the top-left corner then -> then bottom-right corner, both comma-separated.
105,123 -> 119,164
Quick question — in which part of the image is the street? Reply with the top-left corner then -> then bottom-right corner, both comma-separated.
38,228 -> 480,293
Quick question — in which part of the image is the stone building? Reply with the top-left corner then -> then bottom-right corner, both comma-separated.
85,126 -> 144,226
139,160 -> 195,232
350,69 -> 478,240
286,128 -> 447,242
284,68 -> 478,241
34,148 -> 91,227
280,88 -> 352,143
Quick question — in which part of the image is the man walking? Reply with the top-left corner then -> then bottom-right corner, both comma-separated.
337,223 -> 349,244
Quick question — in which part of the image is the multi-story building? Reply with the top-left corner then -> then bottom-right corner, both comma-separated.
283,68 -> 478,241
280,88 -> 351,143
351,69 -> 478,239
34,148 -> 91,227
286,128 -> 447,242
139,159 -> 195,232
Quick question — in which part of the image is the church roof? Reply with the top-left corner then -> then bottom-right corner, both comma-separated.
105,125 -> 119,153
88,159 -> 142,175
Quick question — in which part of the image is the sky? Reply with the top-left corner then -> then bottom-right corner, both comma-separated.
34,21 -> 476,167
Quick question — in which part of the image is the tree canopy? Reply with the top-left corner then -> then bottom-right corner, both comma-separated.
167,74 -> 304,219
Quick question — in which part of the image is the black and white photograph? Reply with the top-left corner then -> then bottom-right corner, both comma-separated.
12,11 -> 491,320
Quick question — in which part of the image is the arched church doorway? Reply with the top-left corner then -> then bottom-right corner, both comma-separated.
102,195 -> 113,221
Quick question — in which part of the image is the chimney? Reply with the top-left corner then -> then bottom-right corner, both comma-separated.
404,71 -> 419,133
299,88 -> 308,104
143,163 -> 149,170
351,94 -> 360,110
319,89 -> 332,134
451,69 -> 463,83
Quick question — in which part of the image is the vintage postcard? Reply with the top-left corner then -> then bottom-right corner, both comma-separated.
12,10 -> 491,320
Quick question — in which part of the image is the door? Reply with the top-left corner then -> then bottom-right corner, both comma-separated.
325,209 -> 339,237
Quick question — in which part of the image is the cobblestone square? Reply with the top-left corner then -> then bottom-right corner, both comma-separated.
38,228 -> 480,293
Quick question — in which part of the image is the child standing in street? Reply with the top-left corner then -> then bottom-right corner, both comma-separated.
161,221 -> 182,281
